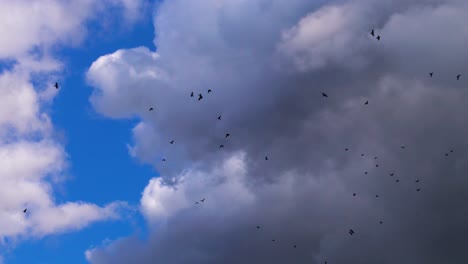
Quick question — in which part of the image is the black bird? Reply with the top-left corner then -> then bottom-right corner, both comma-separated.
54,82 -> 59,89
272,239 -> 275,242
374,156 -> 378,159
200,198 -> 205,202
389,173 -> 394,176
195,201 -> 199,204
396,179 -> 400,183
349,229 -> 355,235
149,107 -> 154,111
379,221 -> 383,224
364,172 -> 368,174
257,226 -> 261,229
457,74 -> 461,80
293,245 -> 297,248
190,91 -> 194,97
445,153 -> 449,156
415,179 -> 420,183
376,164 -> 379,167
322,92 -> 328,97
265,156 -> 269,161
217,115 -> 222,120
207,89 -> 212,93
429,72 -> 433,77
364,100 -> 369,105
198,93 -> 203,101
225,133 -> 230,138
450,150 -> 454,153
162,158 -> 166,162
345,148 -> 349,151
23,209 -> 27,213
219,145 -> 224,148
353,193 -> 356,196
170,140 -> 174,144
361,153 -> 365,156
376,35 -> 381,40
417,188 -> 421,192
376,195 -> 379,198
371,29 -> 375,36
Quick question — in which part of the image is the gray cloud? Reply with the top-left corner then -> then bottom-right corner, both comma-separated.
86,0 -> 468,263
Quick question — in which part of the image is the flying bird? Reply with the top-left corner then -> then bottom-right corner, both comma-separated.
364,172 -> 368,174
457,74 -> 461,80
293,245 -> 297,248
376,164 -> 379,167
217,115 -> 222,120
371,29 -> 375,36
190,92 -> 194,97
353,193 -> 356,196
450,150 -> 454,153
322,92 -> 328,98
429,72 -> 434,77
374,156 -> 378,159
207,89 -> 212,93
364,100 -> 369,105
345,148 -> 349,151
149,107 -> 154,111
417,188 -> 421,192
349,229 -> 355,235
401,146 -> 406,149
200,198 -> 205,202
23,209 -> 27,213
195,201 -> 199,204
257,226 -> 261,229
54,82 -> 59,89
389,173 -> 394,176
219,144 -> 224,148
198,93 -> 203,101
375,195 -> 379,198
162,158 -> 166,162
225,133 -> 230,138
396,179 -> 400,183
377,35 -> 381,40
415,179 -> 420,183
170,140 -> 174,144
379,221 -> 383,224
272,239 -> 276,242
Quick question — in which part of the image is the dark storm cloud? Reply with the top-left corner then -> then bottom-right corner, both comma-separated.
86,0 -> 468,263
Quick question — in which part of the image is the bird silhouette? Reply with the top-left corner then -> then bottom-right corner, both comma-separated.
322,92 -> 328,97
429,72 -> 433,77
198,94 -> 203,101
361,153 -> 365,156
225,133 -> 230,138
374,156 -> 378,159
445,153 -> 449,156
364,172 -> 368,174
450,150 -> 454,153
217,115 -> 222,120
162,158 -> 166,162
54,82 -> 59,89
379,221 -> 383,224
149,107 -> 154,111
364,100 -> 369,105
265,156 -> 269,161
376,195 -> 379,198
457,74 -> 461,80
377,35 -> 381,40
23,209 -> 27,213
415,179 -> 420,183
200,198 -> 205,202
170,140 -> 174,144
219,145 -> 224,148
293,245 -> 297,248
376,164 -> 379,167
417,188 -> 421,192
257,226 -> 261,229
190,91 -> 194,97
345,148 -> 349,151
396,179 -> 400,183
349,229 -> 355,235
195,201 -> 199,204
390,173 -> 394,176
371,29 -> 375,36
272,239 -> 276,242
401,146 -> 406,149
353,193 -> 356,196
207,89 -> 212,93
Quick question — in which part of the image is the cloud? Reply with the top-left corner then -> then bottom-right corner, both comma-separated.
86,0 -> 468,263
0,0 -> 145,254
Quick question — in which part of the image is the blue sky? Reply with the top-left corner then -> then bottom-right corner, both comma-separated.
3,3 -> 157,263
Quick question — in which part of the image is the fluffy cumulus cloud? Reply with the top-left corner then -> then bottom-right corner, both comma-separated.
86,0 -> 468,263
0,0 -> 145,251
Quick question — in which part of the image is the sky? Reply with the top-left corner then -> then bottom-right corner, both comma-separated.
2,0 -> 468,263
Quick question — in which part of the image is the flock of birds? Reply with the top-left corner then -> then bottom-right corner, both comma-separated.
17,27 -> 465,263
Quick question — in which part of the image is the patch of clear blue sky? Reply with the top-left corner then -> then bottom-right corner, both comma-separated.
6,3 -> 159,264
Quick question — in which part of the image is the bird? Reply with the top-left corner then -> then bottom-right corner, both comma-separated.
375,195 -> 379,198
219,145 -> 224,148
198,94 -> 203,101
429,72 -> 434,77
450,150 -> 454,153
374,156 -> 378,159
389,173 -> 394,176
396,179 -> 400,183
401,146 -> 405,149
23,209 -> 27,213
293,245 -> 297,248
364,172 -> 368,174
200,198 -> 205,202
457,74 -> 461,80
265,156 -> 269,161
217,115 -> 222,120
149,107 -> 154,111
345,148 -> 349,151
361,153 -> 365,156
371,29 -> 375,36
195,201 -> 199,205
415,179 -> 420,183
190,91 -> 194,97
170,140 -> 174,144
364,100 -> 369,105
349,229 -> 355,235
376,164 -> 379,167
445,153 -> 449,156
207,89 -> 212,93
225,133 -> 230,138
417,188 -> 421,192
272,239 -> 276,242
162,158 -> 166,162
257,226 -> 261,229
322,92 -> 328,97
54,82 -> 59,89
353,193 -> 356,196
379,221 -> 383,224
376,35 -> 381,40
